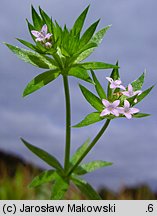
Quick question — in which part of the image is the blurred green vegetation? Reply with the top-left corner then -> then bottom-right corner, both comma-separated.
0,150 -> 156,200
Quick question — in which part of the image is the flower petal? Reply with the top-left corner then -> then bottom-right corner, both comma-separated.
31,30 -> 41,37
134,90 -> 142,95
119,85 -> 126,90
35,37 -> 44,42
117,107 -> 124,113
111,109 -> 119,117
106,77 -> 113,83
115,80 -> 122,85
128,83 -> 133,93
112,100 -> 120,107
45,33 -> 52,40
100,109 -> 110,117
102,99 -> 110,107
124,100 -> 130,108
124,112 -> 132,119
130,107 -> 140,114
122,91 -> 130,97
110,83 -> 117,89
41,24 -> 48,35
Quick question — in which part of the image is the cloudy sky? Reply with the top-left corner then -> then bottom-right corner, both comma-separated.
0,0 -> 157,191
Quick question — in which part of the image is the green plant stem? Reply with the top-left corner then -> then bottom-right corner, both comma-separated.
68,119 -> 110,176
63,75 -> 71,173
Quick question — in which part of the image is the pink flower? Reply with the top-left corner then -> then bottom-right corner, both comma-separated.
31,24 -> 52,47
106,77 -> 126,90
118,100 -> 139,119
122,84 -> 142,97
100,99 -> 120,117
45,42 -> 52,48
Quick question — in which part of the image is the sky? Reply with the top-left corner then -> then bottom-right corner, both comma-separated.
0,0 -> 157,191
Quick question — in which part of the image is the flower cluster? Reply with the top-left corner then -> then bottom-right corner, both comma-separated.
31,24 -> 52,48
100,99 -> 139,119
100,77 -> 142,119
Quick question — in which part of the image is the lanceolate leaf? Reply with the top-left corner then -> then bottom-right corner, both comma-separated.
131,72 -> 145,91
74,42 -> 97,59
79,84 -> 103,111
5,44 -> 57,69
23,70 -> 60,97
81,62 -> 118,70
17,38 -> 38,52
31,5 -> 43,30
73,112 -> 103,127
39,7 -> 53,32
51,172 -> 69,200
80,20 -> 100,47
70,138 -> 90,165
71,5 -> 89,36
74,160 -> 113,175
26,19 -> 36,41
53,21 -> 63,46
76,26 -> 111,62
72,176 -> 102,200
68,66 -> 93,83
91,25 -> 111,45
135,85 -> 154,105
29,170 -> 56,188
110,61 -> 119,80
21,138 -> 63,172
133,113 -> 151,118
91,70 -> 106,99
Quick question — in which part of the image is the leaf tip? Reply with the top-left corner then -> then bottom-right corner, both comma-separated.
3,42 -> 9,47
20,137 -> 25,143
22,89 -> 28,97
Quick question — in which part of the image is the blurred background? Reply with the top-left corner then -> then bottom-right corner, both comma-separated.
0,0 -> 157,199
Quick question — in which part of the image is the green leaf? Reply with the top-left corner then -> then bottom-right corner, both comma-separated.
110,61 -> 120,80
66,36 -> 79,56
72,176 -> 102,200
76,26 -> 111,62
51,51 -> 63,69
39,7 -> 53,32
31,5 -> 43,30
23,70 -> 60,97
91,25 -> 111,45
53,21 -> 63,46
70,138 -> 90,165
133,113 -> 151,118
107,61 -> 119,99
73,112 -> 103,127
127,94 -> 138,105
135,85 -> 154,105
74,160 -> 113,175
79,84 -> 103,111
21,138 -> 63,172
51,172 -> 69,200
91,70 -> 106,99
71,6 -> 89,36
81,62 -> 118,70
80,20 -> 100,47
26,19 -> 36,41
29,170 -> 56,188
5,44 -> 57,69
16,38 -> 38,52
131,72 -> 145,91
74,42 -> 97,59
68,66 -> 93,83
